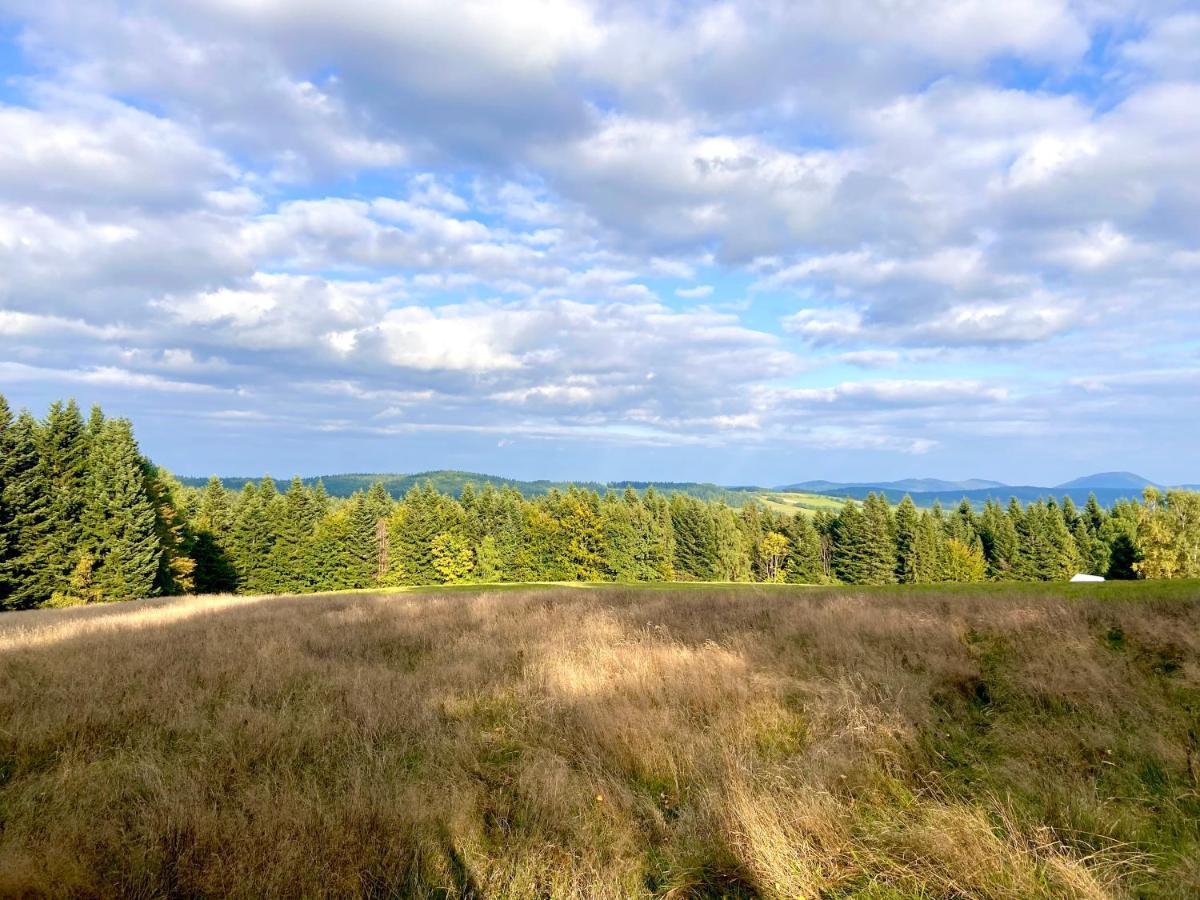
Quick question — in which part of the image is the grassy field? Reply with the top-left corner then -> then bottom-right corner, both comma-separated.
1,582 -> 1198,898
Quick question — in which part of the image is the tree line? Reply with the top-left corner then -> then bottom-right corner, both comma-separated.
2,395 -> 1199,610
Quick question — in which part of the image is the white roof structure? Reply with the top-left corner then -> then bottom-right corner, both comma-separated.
1069,573 -> 1106,583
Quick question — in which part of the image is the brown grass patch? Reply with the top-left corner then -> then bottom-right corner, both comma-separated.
0,583 -> 1197,897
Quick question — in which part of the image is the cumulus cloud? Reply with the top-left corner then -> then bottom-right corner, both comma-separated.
0,0 -> 1198,479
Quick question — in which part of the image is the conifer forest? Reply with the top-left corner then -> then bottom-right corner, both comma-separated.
3,394 -> 1198,610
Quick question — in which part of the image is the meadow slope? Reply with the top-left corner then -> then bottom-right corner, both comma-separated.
1,583 -> 1198,898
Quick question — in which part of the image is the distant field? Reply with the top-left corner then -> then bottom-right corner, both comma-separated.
2,582 -> 1198,897
752,490 -> 852,515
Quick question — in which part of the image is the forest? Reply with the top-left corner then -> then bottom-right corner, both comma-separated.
2,394 -> 1199,609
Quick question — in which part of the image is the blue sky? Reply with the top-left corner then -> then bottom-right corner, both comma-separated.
0,0 -> 1198,485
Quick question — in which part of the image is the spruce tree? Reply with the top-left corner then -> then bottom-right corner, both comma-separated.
265,477 -> 320,592
894,496 -> 920,583
192,476 -> 238,593
392,484 -> 441,585
80,419 -> 162,602
143,464 -> 197,595
831,500 -> 869,584
0,394 -> 14,605
1,412 -> 53,608
712,503 -> 750,581
861,493 -> 897,584
783,514 -> 824,583
37,400 -> 90,597
231,483 -> 275,593
979,499 -> 1019,580
600,493 -> 639,581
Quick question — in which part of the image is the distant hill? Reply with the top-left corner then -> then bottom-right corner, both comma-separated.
773,471 -> 1172,509
1054,471 -> 1158,490
779,478 -> 1004,493
179,470 -> 762,505
179,469 -> 1188,511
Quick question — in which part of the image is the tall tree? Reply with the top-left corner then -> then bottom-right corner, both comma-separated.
0,395 -> 15,605
894,496 -> 920,584
79,419 -> 161,602
1,412 -> 53,608
36,400 -> 90,597
192,476 -> 238,593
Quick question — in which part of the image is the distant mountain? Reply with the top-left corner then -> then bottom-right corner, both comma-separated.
179,470 -> 761,504
774,471 -> 1168,509
778,477 -> 1005,493
1054,471 -> 1158,490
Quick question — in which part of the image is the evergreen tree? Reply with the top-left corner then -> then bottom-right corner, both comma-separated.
0,395 -> 15,605
391,484 -> 442,585
431,532 -> 473,583
942,538 -> 987,582
783,514 -> 824,583
914,509 -> 944,582
670,494 -> 718,580
143,464 -> 196,595
264,477 -> 320,592
79,419 -> 161,602
192,476 -> 238,593
600,493 -> 640,581
712,503 -> 751,581
342,492 -> 382,588
1,412 -> 53,609
894,496 -> 920,583
861,493 -> 897,584
978,499 -> 1019,580
231,482 -> 275,593
36,400 -> 90,597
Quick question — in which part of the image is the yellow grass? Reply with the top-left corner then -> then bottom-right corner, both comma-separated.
0,583 -> 1196,897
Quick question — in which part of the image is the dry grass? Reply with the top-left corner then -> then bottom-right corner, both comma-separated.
1,582 -> 1197,898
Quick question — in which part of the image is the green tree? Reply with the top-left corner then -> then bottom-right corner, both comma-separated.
36,400 -> 90,597
431,532 -> 474,583
231,482 -> 276,593
2,412 -> 54,608
894,496 -> 920,583
0,395 -> 16,605
942,538 -> 987,582
191,477 -> 238,593
79,419 -> 161,602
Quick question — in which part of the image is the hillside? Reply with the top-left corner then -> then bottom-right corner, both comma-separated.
179,470 -> 762,505
1,582 -> 1197,896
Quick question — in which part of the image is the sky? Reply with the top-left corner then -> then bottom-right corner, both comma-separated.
0,0 -> 1198,486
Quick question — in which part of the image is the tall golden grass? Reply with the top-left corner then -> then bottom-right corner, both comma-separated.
0,583 -> 1197,897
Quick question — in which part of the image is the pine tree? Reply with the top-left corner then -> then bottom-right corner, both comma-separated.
0,394 -> 15,605
670,494 -> 719,580
600,493 -> 640,581
264,477 -> 320,592
783,514 -> 824,583
143,464 -> 196,595
36,400 -> 90,597
712,503 -> 751,581
231,482 -> 275,593
943,538 -> 987,582
391,484 -> 441,585
192,476 -> 238,593
80,419 -> 162,602
831,501 -> 869,584
978,499 -> 1019,580
1,411 -> 53,608
894,495 -> 920,583
431,532 -> 473,583
914,509 -> 944,582
861,493 -> 897,584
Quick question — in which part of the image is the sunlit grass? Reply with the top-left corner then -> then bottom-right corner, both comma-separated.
1,582 -> 1197,896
